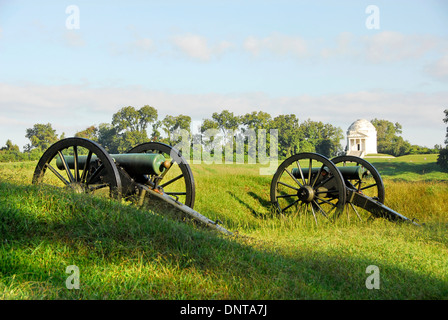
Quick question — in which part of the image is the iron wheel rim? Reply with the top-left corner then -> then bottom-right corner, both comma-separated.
32,137 -> 122,200
270,152 -> 346,223
331,155 -> 385,203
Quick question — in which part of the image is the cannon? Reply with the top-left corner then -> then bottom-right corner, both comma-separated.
270,153 -> 421,226
32,137 -> 232,235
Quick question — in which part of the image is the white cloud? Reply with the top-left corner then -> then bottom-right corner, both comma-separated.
171,34 -> 233,61
23,19 -> 86,48
361,31 -> 439,63
320,32 -> 357,59
105,30 -> 446,69
0,115 -> 28,126
424,53 -> 448,82
244,33 -> 308,58
172,34 -> 211,61
109,26 -> 155,57
133,37 -> 154,52
243,31 -> 445,67
111,32 -> 233,61
321,31 -> 444,64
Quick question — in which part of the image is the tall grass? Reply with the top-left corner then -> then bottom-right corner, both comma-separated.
0,156 -> 447,299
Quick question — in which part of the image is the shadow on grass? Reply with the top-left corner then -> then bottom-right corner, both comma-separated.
1,181 -> 447,300
372,161 -> 448,181
226,191 -> 277,219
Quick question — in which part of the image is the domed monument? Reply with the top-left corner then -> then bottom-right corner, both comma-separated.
346,119 -> 377,157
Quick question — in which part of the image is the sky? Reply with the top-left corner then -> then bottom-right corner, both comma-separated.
1,0 -> 447,151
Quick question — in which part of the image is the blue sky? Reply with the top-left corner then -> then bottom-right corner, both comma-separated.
1,0 -> 447,151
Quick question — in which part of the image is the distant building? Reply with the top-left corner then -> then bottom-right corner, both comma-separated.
346,119 -> 377,157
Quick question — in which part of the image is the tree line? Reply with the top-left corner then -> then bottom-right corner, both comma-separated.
371,119 -> 442,156
0,105 -> 443,163
74,106 -> 346,159
436,109 -> 448,170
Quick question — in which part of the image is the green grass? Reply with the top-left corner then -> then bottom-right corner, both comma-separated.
1,156 -> 448,299
367,154 -> 448,181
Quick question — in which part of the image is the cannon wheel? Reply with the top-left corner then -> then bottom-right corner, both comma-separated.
32,137 -> 122,200
126,142 -> 195,209
331,155 -> 385,221
270,153 -> 346,224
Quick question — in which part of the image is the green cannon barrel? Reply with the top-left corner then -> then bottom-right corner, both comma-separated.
292,166 -> 365,180
56,153 -> 167,176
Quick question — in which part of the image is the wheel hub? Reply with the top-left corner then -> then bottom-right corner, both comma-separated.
298,185 -> 315,203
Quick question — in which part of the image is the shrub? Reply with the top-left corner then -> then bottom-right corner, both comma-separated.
437,147 -> 448,171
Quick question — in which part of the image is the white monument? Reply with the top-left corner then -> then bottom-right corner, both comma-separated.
346,119 -> 377,157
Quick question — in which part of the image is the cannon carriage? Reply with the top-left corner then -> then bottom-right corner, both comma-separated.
32,137 -> 232,235
270,152 -> 420,226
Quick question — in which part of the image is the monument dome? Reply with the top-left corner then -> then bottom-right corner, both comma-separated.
346,119 -> 377,157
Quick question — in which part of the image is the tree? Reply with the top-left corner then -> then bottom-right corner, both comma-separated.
298,119 -> 343,157
443,109 -> 448,145
75,125 -> 98,141
212,110 -> 240,143
200,118 -> 219,133
96,123 -> 118,153
371,119 -> 411,156
25,123 -> 59,151
408,145 -> 439,155
437,109 -> 448,170
0,139 -> 25,162
151,120 -> 163,141
389,136 -> 411,157
241,111 -> 272,131
437,148 -> 448,170
138,105 -> 158,132
239,111 -> 272,162
200,118 -> 220,154
199,111 -> 241,160
98,105 -> 159,152
269,114 -> 301,157
115,130 -> 148,153
161,114 -> 191,145
112,105 -> 157,133
315,123 -> 344,157
1,139 -> 20,152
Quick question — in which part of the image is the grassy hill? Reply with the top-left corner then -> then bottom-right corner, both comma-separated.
1,155 -> 447,299
367,154 -> 448,181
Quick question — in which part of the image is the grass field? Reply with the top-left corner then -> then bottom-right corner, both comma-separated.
0,154 -> 447,300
